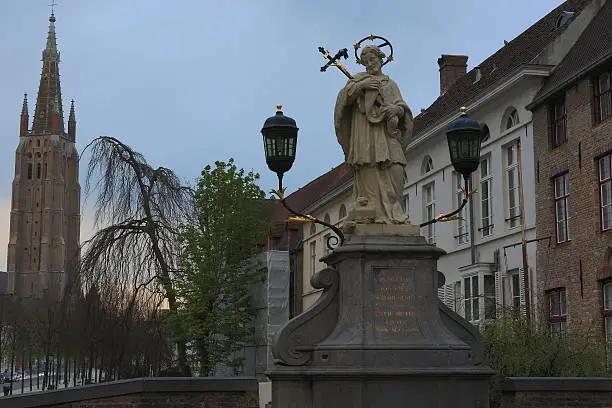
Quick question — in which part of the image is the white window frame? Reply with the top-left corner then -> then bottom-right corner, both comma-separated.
479,155 -> 493,237
554,173 -> 572,243
599,153 -> 612,231
455,172 -> 469,245
464,275 -> 480,323
509,270 -> 521,310
505,141 -> 521,228
309,241 -> 317,277
423,182 -> 436,244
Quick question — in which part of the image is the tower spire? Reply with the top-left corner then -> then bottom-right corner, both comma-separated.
68,99 -> 76,140
20,93 -> 29,136
32,12 -> 65,135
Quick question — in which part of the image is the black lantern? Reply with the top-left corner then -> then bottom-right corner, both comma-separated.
446,107 -> 486,178
261,105 -> 299,183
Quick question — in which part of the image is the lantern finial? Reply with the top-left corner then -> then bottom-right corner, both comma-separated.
276,104 -> 283,112
459,106 -> 467,115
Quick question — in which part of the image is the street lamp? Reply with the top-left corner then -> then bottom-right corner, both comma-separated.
420,106 -> 487,227
261,105 -> 345,248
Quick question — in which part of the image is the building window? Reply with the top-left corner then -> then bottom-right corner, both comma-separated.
594,70 -> 612,124
550,98 -> 567,147
423,182 -> 435,244
505,142 -> 521,228
479,155 -> 493,236
455,173 -> 469,245
484,275 -> 496,319
504,108 -> 520,130
464,276 -> 479,322
36,163 -> 41,179
554,173 -> 572,243
310,223 -> 316,236
27,163 -> 32,179
422,155 -> 434,174
309,241 -> 317,277
43,162 -> 48,178
509,270 -> 521,310
549,288 -> 567,334
600,153 -> 612,231
603,283 -> 612,367
338,204 -> 347,220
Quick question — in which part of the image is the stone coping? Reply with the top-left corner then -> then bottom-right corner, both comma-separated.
0,377 -> 258,408
502,377 -> 612,392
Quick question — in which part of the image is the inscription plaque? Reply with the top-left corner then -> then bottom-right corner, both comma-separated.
373,267 -> 420,334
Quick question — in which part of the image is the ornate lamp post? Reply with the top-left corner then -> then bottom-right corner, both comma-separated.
261,105 -> 345,247
420,106 -> 487,227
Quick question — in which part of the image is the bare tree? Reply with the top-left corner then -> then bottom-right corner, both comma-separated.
79,136 -> 193,374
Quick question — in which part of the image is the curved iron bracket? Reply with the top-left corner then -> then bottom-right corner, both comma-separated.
420,174 -> 475,228
271,175 -> 345,250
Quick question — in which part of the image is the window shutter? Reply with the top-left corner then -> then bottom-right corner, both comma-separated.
438,286 -> 444,301
495,271 -> 503,317
444,283 -> 455,310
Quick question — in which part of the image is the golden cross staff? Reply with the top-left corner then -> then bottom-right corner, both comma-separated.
317,47 -> 353,79
318,35 -> 395,80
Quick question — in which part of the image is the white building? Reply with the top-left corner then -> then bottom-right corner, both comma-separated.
289,0 -> 601,324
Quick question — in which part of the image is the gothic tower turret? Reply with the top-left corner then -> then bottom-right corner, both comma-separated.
7,12 -> 81,301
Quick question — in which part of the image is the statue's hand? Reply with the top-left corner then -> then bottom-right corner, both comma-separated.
358,77 -> 381,91
388,104 -> 404,118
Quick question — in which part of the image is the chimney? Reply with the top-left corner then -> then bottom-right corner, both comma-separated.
437,54 -> 468,95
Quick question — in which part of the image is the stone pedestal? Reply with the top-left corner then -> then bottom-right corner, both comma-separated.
268,231 -> 494,407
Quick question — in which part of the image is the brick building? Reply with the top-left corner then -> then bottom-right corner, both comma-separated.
6,12 -> 81,301
527,0 -> 612,337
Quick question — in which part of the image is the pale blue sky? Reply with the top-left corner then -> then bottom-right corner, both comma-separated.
0,0 -> 565,269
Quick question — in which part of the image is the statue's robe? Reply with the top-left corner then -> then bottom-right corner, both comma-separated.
334,71 -> 414,224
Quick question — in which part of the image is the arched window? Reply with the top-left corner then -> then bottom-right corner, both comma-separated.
323,213 -> 331,225
339,204 -> 347,219
421,155 -> 434,175
503,107 -> 520,131
310,223 -> 316,236
481,124 -> 490,143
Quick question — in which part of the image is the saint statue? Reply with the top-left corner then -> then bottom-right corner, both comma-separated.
334,45 -> 414,224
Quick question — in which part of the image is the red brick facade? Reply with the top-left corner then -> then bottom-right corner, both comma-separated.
533,70 -> 612,334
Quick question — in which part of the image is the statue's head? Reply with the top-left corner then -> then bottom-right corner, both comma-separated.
359,45 -> 385,74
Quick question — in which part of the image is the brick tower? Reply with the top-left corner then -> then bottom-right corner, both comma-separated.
6,12 -> 80,301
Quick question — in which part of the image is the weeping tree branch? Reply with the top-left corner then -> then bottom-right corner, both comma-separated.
79,136 -> 194,374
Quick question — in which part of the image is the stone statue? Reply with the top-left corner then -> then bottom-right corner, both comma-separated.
334,45 -> 414,225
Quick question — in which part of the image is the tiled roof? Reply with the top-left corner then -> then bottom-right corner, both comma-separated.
412,0 -> 592,136
530,0 -> 612,107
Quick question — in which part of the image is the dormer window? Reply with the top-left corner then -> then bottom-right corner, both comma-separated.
421,155 -> 434,175
555,11 -> 575,29
505,108 -> 520,130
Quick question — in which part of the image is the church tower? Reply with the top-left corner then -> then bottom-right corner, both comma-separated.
6,13 -> 81,301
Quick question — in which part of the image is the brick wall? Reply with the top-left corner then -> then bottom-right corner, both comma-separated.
0,377 -> 258,408
533,73 -> 612,335
502,377 -> 612,408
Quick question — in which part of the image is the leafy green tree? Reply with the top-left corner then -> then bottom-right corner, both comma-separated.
169,159 -> 272,375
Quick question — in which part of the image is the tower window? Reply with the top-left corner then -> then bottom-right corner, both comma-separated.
44,163 -> 48,178
27,163 -> 33,179
36,139 -> 40,147
36,163 -> 41,178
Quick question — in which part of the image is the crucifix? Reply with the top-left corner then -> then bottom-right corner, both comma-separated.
49,0 -> 58,15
